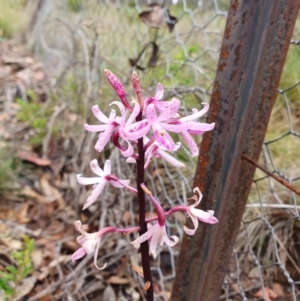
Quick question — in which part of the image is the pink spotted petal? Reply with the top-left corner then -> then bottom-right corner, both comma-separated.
90,159 -> 105,177
157,98 -> 181,122
146,104 -> 158,124
181,131 -> 199,157
124,122 -> 151,140
186,122 -> 215,132
180,103 -> 210,122
95,126 -> 115,152
183,215 -> 199,236
154,83 -> 164,100
84,124 -> 109,133
91,105 -> 109,123
154,129 -> 176,151
161,122 -> 185,133
72,247 -> 86,262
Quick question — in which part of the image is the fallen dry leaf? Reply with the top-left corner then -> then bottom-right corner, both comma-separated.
17,151 -> 51,166
105,276 -> 130,285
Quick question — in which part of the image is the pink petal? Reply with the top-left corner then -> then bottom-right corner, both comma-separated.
154,83 -> 164,100
154,129 -> 176,151
83,179 -> 107,209
181,131 -> 199,157
149,225 -> 162,258
183,215 -> 198,236
146,104 -> 158,124
162,123 -> 186,133
124,122 -> 151,140
91,105 -> 109,123
179,103 -> 210,122
95,126 -> 115,152
131,225 -> 157,249
72,247 -> 86,262
125,101 -> 140,127
120,140 -> 134,157
190,208 -> 218,224
157,98 -> 181,122
90,159 -> 104,176
157,149 -> 185,168
190,187 -> 202,207
103,160 -> 111,175
110,178 -> 130,188
77,174 -> 101,185
84,124 -> 108,132
83,237 -> 98,254
93,239 -> 107,270
164,234 -> 179,247
110,102 -> 125,126
186,122 -> 215,132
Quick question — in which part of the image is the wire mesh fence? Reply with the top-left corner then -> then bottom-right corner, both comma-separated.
15,0 -> 300,300
222,33 -> 300,300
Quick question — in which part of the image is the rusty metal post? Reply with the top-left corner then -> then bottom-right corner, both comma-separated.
171,1 -> 300,301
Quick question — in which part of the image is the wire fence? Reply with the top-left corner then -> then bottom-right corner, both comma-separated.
22,0 -> 300,300
223,40 -> 300,301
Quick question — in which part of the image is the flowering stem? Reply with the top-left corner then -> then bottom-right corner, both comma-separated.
136,111 -> 154,301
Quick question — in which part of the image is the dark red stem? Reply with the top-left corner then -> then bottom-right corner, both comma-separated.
136,111 -> 154,301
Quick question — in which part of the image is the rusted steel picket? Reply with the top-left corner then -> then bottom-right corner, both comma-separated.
171,1 -> 300,301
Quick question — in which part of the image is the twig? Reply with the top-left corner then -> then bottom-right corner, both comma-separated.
246,203 -> 300,209
241,154 -> 300,196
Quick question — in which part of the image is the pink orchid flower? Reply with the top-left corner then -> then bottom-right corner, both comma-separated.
163,103 -> 215,157
111,101 -> 150,157
84,105 -> 119,153
146,97 -> 181,151
160,187 -> 218,236
131,184 -> 179,258
72,220 -> 140,269
77,159 -> 136,209
182,187 -> 218,235
144,137 -> 184,169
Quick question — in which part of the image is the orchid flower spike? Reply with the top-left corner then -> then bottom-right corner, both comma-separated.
131,184 -> 179,258
77,159 -> 137,210
183,187 -> 218,235
72,221 -> 140,269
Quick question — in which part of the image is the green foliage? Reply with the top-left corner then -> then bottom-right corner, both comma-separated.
0,148 -> 18,192
16,95 -> 53,148
0,0 -> 27,39
0,235 -> 34,300
67,0 -> 83,12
